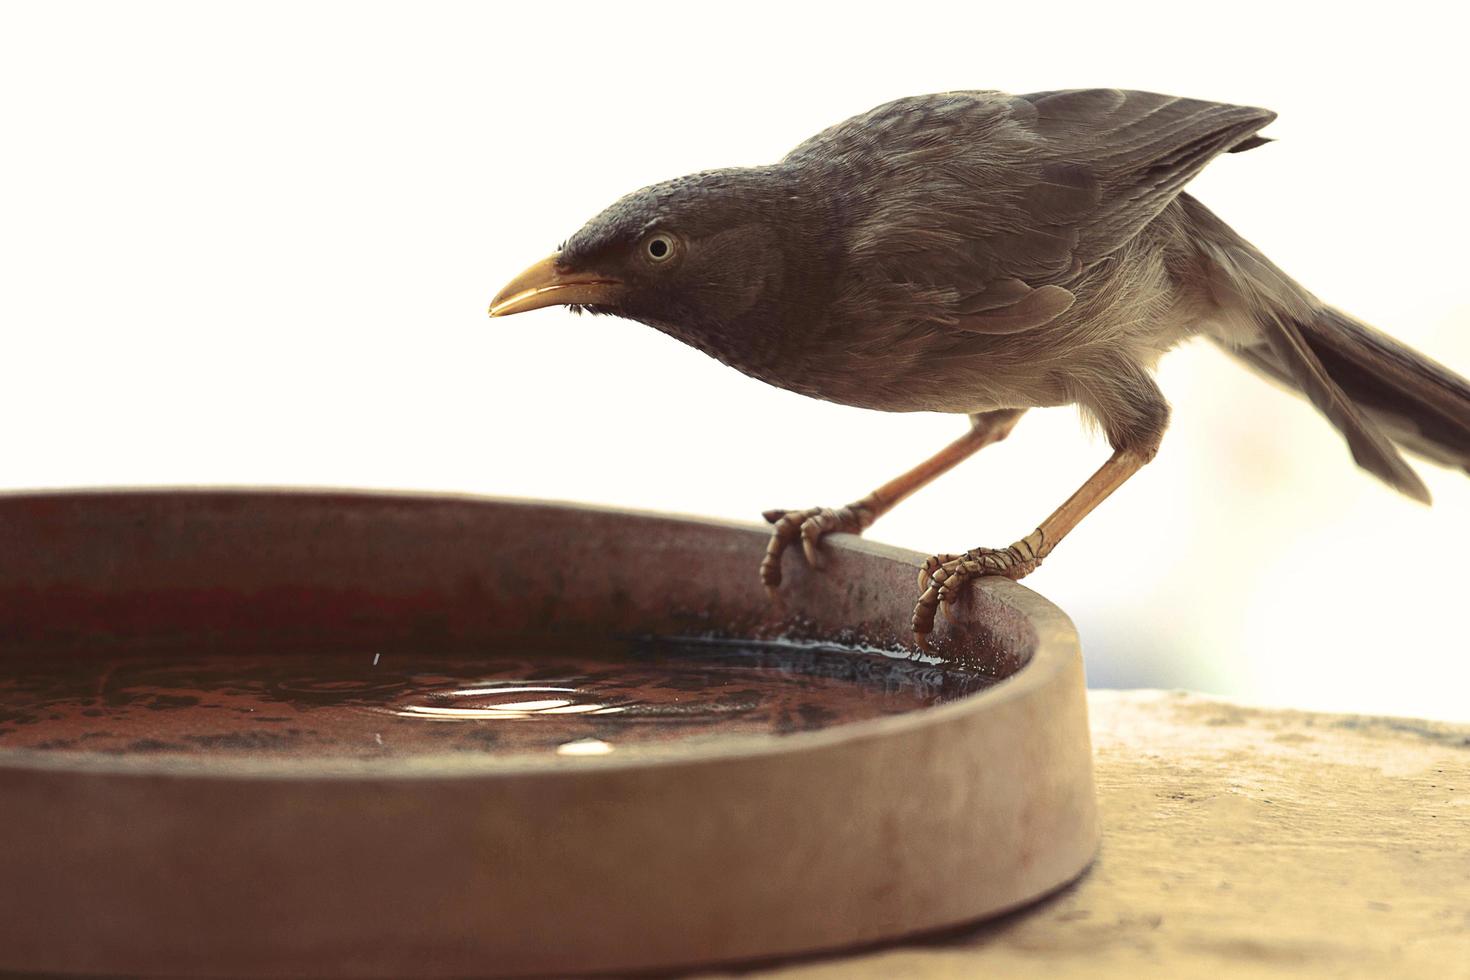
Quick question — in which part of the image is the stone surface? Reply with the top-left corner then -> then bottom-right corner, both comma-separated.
717,691 -> 1470,979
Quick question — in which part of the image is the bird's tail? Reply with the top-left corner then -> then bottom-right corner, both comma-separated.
1282,308 -> 1470,475
1183,194 -> 1470,503
1220,308 -> 1470,499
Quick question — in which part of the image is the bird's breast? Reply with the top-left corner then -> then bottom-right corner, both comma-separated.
672,316 -> 1067,415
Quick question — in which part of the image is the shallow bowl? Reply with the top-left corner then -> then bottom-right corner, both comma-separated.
0,489 -> 1096,978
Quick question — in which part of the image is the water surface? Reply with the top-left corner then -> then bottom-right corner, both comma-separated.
0,637 -> 998,760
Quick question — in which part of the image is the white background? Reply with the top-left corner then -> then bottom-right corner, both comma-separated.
3,1 -> 1467,719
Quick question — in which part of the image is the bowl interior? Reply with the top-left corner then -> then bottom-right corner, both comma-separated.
0,490 -> 1039,769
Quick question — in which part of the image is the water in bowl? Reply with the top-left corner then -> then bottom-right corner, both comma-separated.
0,637 -> 999,760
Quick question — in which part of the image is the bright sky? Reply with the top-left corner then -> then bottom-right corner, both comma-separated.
2,1 -> 1466,719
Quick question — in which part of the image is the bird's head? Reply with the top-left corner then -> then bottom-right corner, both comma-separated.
489,167 -> 818,359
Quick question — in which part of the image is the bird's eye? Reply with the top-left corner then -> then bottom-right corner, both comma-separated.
643,233 -> 676,263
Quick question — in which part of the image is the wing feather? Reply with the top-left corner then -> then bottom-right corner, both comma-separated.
794,89 -> 1275,339
1018,89 -> 1277,265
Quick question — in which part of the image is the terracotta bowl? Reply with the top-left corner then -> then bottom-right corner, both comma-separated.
0,489 -> 1096,978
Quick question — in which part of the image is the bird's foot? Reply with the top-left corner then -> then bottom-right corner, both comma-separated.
759,500 -> 877,594
911,530 -> 1046,648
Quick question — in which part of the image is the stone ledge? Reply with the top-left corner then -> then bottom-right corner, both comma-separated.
720,691 -> 1470,979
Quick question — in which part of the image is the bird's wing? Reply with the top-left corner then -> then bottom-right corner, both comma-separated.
953,90 -> 1275,335
1012,89 -> 1277,269
954,277 -> 1077,334
805,90 -> 1275,338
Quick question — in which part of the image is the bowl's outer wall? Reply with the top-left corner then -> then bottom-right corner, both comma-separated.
0,491 -> 1098,978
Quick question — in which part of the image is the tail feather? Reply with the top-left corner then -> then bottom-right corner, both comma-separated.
1182,193 -> 1470,500
1299,309 -> 1470,475
1253,311 -> 1432,503
1220,339 -> 1470,475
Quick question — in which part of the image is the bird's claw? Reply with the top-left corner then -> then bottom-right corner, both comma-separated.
916,553 -> 961,591
911,543 -> 1042,647
760,503 -> 870,590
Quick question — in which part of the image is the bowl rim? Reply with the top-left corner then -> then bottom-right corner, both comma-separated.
0,487 -> 1082,783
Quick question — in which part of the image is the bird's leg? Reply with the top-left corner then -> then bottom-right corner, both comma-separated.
761,408 -> 1025,593
905,376 -> 1170,652
911,448 -> 1152,644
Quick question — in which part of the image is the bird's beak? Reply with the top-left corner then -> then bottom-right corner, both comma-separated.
487,253 -> 625,317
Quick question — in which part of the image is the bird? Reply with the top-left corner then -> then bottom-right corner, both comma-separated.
488,88 -> 1470,648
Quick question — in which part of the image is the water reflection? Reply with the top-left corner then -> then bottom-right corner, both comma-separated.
0,637 -> 1000,760
556,738 -> 614,756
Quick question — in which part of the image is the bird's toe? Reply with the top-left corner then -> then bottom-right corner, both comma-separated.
758,504 -> 866,593
800,513 -> 838,569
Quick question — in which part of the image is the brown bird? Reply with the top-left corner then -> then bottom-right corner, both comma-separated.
489,89 -> 1470,646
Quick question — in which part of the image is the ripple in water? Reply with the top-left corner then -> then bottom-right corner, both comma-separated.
0,637 -> 1000,759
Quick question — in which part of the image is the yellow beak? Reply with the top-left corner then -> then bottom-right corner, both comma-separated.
487,253 -> 626,317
